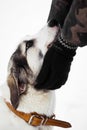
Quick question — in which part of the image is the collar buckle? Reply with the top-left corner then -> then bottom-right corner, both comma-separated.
28,113 -> 48,126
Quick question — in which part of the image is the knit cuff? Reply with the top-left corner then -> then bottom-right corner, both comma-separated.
57,32 -> 78,50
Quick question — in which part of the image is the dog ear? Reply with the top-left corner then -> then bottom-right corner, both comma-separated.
7,45 -> 34,109
7,51 -> 30,109
7,65 -> 30,109
7,74 -> 19,109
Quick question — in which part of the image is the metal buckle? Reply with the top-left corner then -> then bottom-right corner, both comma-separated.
28,115 -> 36,125
28,114 -> 47,126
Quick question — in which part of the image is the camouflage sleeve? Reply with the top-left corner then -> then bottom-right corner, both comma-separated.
62,0 -> 87,47
47,0 -> 73,27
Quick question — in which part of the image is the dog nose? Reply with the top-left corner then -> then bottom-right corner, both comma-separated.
48,19 -> 58,27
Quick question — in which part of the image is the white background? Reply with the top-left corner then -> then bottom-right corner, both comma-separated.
0,0 -> 87,130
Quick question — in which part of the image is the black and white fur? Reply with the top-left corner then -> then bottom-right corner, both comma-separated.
0,21 -> 58,130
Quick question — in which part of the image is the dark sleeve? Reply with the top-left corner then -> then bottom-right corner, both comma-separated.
47,0 -> 73,27
62,0 -> 87,47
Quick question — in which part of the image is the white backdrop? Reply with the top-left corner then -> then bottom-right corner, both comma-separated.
0,0 -> 87,130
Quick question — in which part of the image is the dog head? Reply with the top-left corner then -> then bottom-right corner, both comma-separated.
7,20 -> 58,109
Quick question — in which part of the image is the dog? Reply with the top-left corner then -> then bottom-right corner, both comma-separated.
0,20 -> 59,130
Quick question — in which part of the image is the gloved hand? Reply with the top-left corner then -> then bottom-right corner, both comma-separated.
35,34 -> 76,90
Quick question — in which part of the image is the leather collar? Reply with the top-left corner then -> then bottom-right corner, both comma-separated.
5,100 -> 71,128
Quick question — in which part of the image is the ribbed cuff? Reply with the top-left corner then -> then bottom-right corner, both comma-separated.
58,32 -> 78,50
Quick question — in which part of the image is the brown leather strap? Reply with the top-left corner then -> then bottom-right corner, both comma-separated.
5,101 -> 71,128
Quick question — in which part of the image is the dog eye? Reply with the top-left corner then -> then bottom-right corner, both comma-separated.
25,40 -> 34,50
